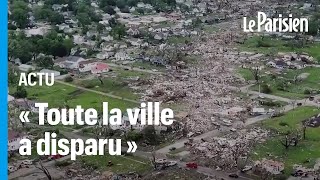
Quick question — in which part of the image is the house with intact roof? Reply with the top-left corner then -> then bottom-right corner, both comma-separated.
55,56 -> 86,69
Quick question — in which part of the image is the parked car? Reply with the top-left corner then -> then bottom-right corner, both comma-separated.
167,161 -> 177,166
186,162 -> 198,169
241,166 -> 252,172
228,173 -> 239,178
8,166 -> 17,173
48,154 -> 64,160
21,160 -> 33,165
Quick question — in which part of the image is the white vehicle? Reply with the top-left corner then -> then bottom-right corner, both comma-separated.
241,166 -> 252,172
167,161 -> 177,166
230,128 -> 237,132
21,160 -> 33,165
8,166 -> 17,173
222,119 -> 232,124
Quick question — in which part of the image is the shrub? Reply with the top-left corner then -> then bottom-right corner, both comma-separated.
64,76 -> 73,82
304,89 -> 311,95
126,131 -> 143,141
256,39 -> 272,47
261,84 -> 272,94
279,122 -> 289,126
14,86 -> 27,98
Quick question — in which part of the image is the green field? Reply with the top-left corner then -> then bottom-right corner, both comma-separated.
75,78 -> 140,101
237,68 -> 255,81
9,83 -> 137,111
252,107 -> 320,175
250,67 -> 320,99
80,155 -> 151,174
239,36 -> 320,62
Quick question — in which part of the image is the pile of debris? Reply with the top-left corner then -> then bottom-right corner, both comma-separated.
188,128 -> 269,169
141,32 -> 254,133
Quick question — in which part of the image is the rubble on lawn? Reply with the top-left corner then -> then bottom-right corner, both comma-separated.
187,128 -> 269,169
254,159 -> 284,175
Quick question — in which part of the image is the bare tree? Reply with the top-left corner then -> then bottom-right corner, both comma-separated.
250,66 -> 261,84
290,131 -> 301,147
97,74 -> 104,85
36,160 -> 52,180
150,147 -> 157,169
302,119 -> 310,140
280,135 -> 290,150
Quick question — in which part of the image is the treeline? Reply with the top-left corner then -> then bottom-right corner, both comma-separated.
9,30 -> 74,64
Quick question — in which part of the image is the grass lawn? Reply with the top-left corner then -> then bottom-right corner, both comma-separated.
202,25 -> 219,33
80,155 -> 151,174
252,107 -> 320,175
238,68 -> 255,81
249,67 -> 320,99
239,36 -> 320,62
131,61 -> 166,72
75,77 -> 140,101
9,83 -> 137,111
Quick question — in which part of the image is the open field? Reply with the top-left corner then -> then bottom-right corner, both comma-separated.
80,155 -> 151,174
239,36 -> 320,62
9,83 -> 137,110
238,66 -> 320,99
252,107 -> 320,175
74,78 -> 140,101
251,67 -> 320,99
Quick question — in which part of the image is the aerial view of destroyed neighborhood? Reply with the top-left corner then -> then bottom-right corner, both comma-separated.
7,0 -> 320,179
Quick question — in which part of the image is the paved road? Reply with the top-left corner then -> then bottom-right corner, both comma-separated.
12,80 -> 319,180
60,131 -> 251,180
157,98 -> 319,154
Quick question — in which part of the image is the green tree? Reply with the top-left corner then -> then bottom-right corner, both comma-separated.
143,126 -> 159,145
307,19 -> 319,36
103,6 -> 116,15
136,8 -> 145,15
37,38 -> 52,55
97,23 -> 106,33
108,18 -> 118,28
48,12 -> 64,24
127,0 -> 138,7
120,6 -> 130,13
14,86 -> 28,98
35,56 -> 54,68
116,0 -> 126,9
34,7 -> 52,20
63,38 -> 74,54
8,66 -> 19,85
110,24 -> 127,40
77,12 -> 91,26
99,0 -> 116,8
10,8 -> 29,28
50,42 -> 68,58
